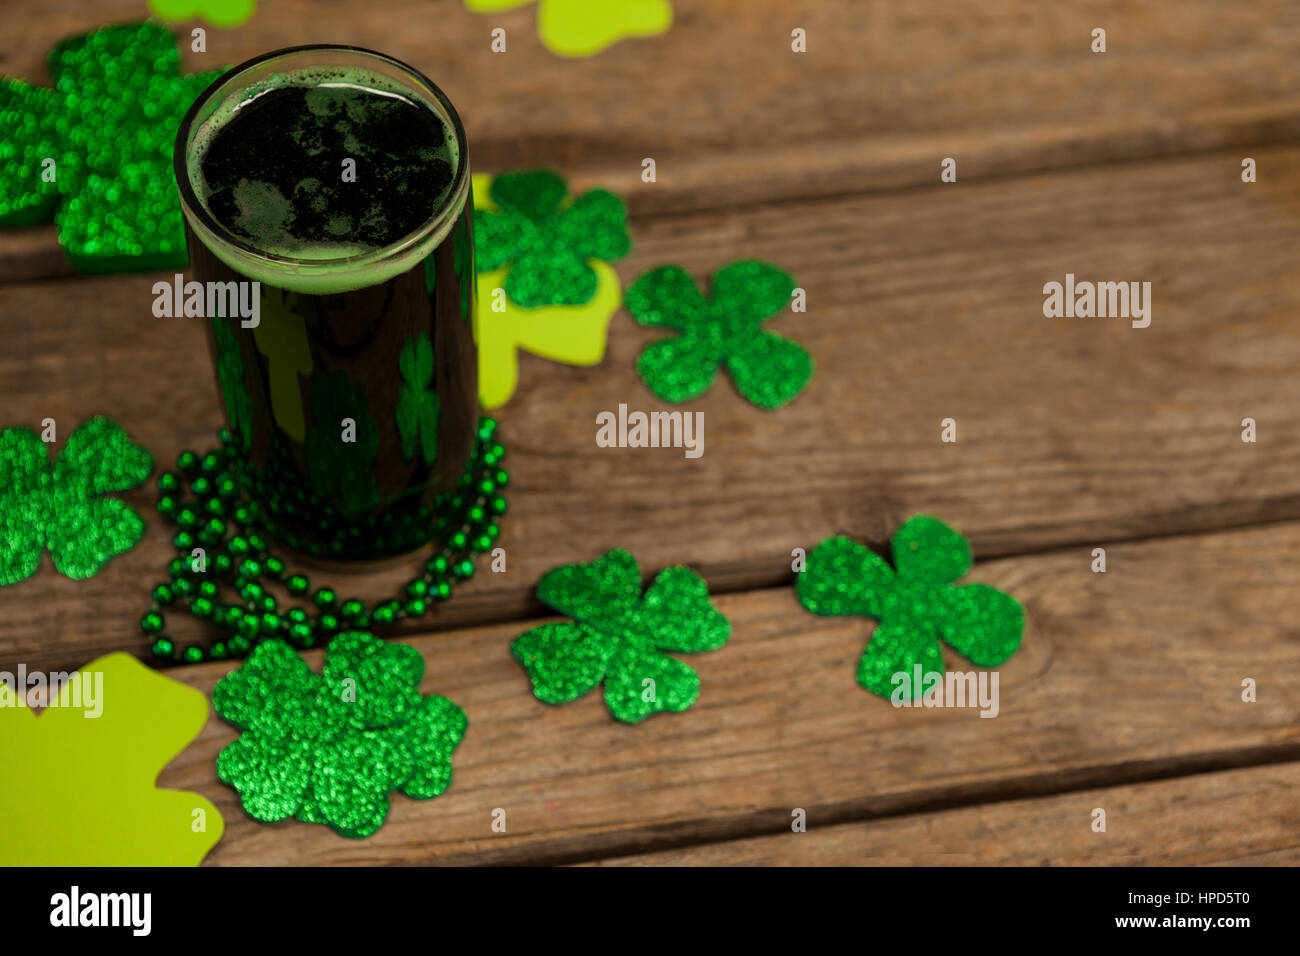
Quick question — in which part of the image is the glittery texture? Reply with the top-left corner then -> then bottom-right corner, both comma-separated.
306,369 -> 379,517
475,169 -> 630,307
627,260 -> 813,409
0,417 -> 153,586
472,172 -> 624,409
0,23 -> 223,272
796,516 -> 1025,699
213,633 -> 467,838
512,549 -> 729,723
464,0 -> 673,58
396,333 -> 440,465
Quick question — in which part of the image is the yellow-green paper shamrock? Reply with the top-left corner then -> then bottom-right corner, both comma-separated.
464,0 -> 673,57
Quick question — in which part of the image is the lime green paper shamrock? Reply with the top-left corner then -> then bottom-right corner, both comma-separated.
149,0 -> 259,28
396,333 -> 440,465
0,652 -> 223,866
0,22 -> 224,272
512,549 -> 730,723
627,260 -> 813,409
0,417 -> 153,586
796,517 -> 1024,700
475,169 -> 630,308
464,0 -> 673,57
214,633 -> 467,838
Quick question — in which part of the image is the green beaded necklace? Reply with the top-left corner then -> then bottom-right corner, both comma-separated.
143,417 -> 507,664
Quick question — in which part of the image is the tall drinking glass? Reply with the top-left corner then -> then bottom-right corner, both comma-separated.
175,45 -> 476,566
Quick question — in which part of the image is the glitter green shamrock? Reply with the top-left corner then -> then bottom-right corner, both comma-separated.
395,333 -> 440,466
796,516 -> 1024,700
0,417 -> 154,586
626,260 -> 813,409
474,169 -> 630,307
213,633 -> 467,839
511,549 -> 730,723
0,22 -> 224,272
306,370 -> 379,517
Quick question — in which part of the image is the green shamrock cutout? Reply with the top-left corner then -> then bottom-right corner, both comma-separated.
213,633 -> 467,838
213,318 -> 254,451
396,333 -> 440,466
511,549 -> 730,723
796,516 -> 1025,699
306,370 -> 379,517
626,260 -> 813,408
474,169 -> 630,307
0,417 -> 153,586
0,22 -> 224,272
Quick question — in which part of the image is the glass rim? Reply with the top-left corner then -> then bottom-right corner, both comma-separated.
173,43 -> 470,293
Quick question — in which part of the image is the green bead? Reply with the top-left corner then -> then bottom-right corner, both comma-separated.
205,497 -> 225,516
290,623 -> 313,644
372,605 -> 395,626
140,611 -> 164,635
468,505 -> 485,523
341,599 -> 366,620
173,531 -> 195,550
490,442 -> 505,460
152,584 -> 174,606
450,531 -> 468,550
209,642 -> 229,660
229,635 -> 251,654
433,581 -> 452,601
318,613 -> 339,632
260,595 -> 278,613
167,558 -> 185,578
287,607 -> 308,625
426,555 -> 449,576
260,613 -> 280,634
151,638 -> 174,658
491,496 -> 507,515
486,523 -> 500,540
494,469 -> 509,487
204,517 -> 226,538
265,556 -> 285,577
190,597 -> 213,618
157,472 -> 181,494
191,477 -> 212,497
229,535 -> 250,555
286,574 -> 309,595
199,580 -> 218,598
177,451 -> 199,473
239,559 -> 262,579
232,505 -> 252,526
237,616 -> 260,638
478,478 -> 495,496
473,534 -> 492,553
201,452 -> 221,473
183,645 -> 203,663
313,587 -> 337,608
405,579 -> 428,599
248,533 -> 268,553
214,553 -> 233,574
216,474 -> 238,498
453,558 -> 474,580
157,495 -> 178,518
404,598 -> 427,618
173,578 -> 194,597
176,508 -> 198,529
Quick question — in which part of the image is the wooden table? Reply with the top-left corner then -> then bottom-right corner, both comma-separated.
4,0 -> 1300,866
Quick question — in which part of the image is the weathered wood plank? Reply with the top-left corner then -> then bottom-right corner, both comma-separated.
4,145 -> 1300,672
7,0 -> 1300,278
583,763 -> 1300,865
136,522 -> 1300,865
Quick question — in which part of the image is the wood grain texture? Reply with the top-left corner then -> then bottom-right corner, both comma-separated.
5,145 -> 1300,673
6,0 -> 1300,278
583,762 -> 1300,866
131,522 -> 1300,866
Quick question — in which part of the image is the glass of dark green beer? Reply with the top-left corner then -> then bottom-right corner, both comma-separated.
175,45 -> 477,566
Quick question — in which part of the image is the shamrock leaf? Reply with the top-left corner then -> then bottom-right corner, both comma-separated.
0,417 -> 153,586
472,173 -> 624,409
213,633 -> 467,838
305,369 -> 379,517
0,653 -> 223,865
149,0 -> 260,28
396,333 -> 441,466
796,516 -> 1025,700
511,549 -> 729,723
475,169 -> 630,307
627,260 -> 814,409
464,0 -> 673,58
0,23 -> 224,272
